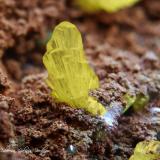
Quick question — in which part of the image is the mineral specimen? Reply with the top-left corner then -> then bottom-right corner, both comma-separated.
43,21 -> 106,116
75,0 -> 140,13
123,93 -> 149,113
129,140 -> 160,160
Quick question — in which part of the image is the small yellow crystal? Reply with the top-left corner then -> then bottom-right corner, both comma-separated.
75,0 -> 140,13
129,140 -> 160,160
43,21 -> 106,116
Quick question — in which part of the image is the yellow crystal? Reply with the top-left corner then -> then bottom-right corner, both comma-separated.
75,0 -> 140,13
43,21 -> 106,116
129,140 -> 160,160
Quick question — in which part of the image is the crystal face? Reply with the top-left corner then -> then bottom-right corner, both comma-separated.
43,21 -> 106,116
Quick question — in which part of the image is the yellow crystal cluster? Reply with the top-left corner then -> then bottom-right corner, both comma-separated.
75,0 -> 140,13
129,140 -> 160,160
43,21 -> 106,116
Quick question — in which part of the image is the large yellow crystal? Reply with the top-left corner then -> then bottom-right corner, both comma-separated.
43,21 -> 106,116
129,140 -> 160,160
75,0 -> 140,13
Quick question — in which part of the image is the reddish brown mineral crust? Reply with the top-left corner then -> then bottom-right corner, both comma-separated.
0,0 -> 160,159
